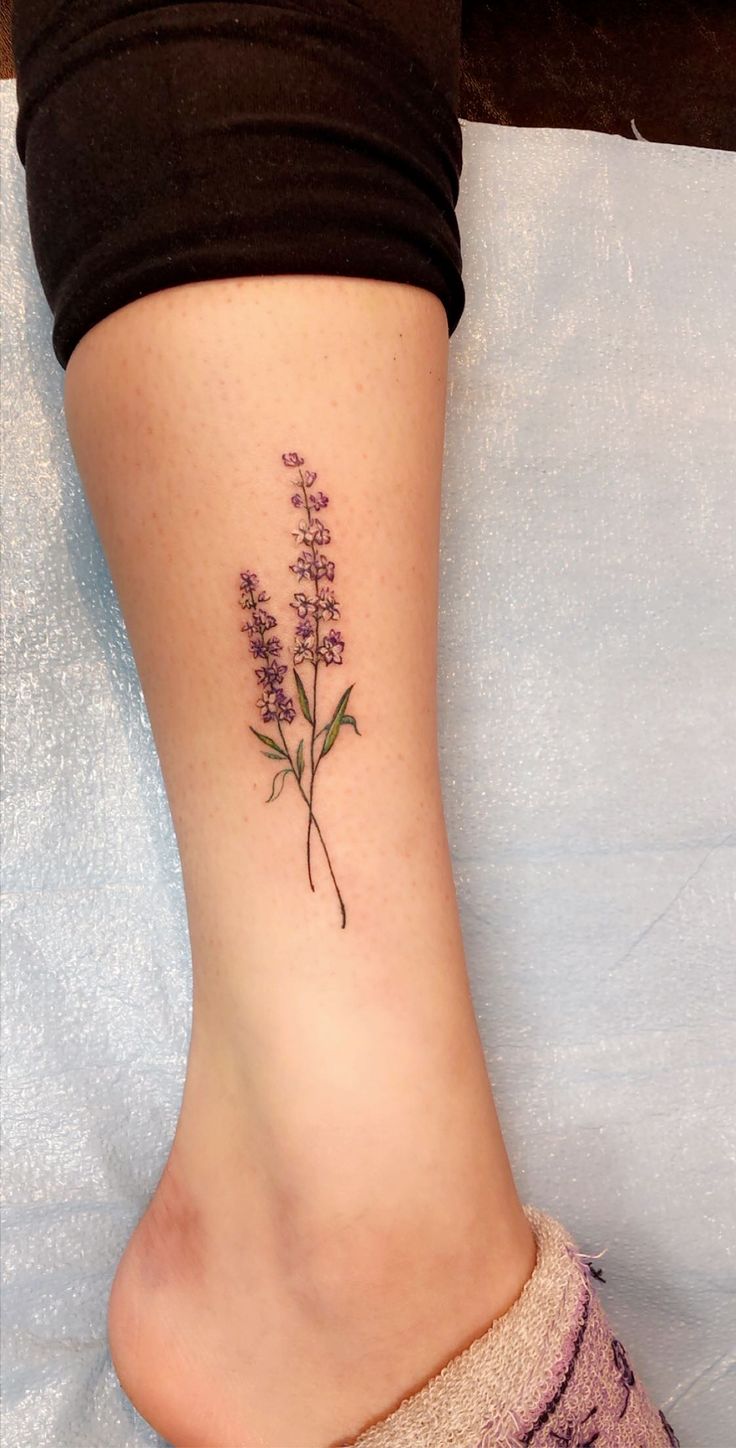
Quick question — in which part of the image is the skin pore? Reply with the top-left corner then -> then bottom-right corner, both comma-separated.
63,274 -> 537,1447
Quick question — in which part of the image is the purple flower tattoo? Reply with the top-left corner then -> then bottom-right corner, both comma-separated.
318,629 -> 344,665
239,453 -> 362,927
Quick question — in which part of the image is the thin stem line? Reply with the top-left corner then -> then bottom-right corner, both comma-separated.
307,648 -> 318,886
298,467 -> 321,890
277,720 -> 346,928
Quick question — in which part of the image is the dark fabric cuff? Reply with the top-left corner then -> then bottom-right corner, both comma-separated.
14,0 -> 465,366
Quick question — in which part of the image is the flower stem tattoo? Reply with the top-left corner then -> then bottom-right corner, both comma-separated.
239,452 -> 361,928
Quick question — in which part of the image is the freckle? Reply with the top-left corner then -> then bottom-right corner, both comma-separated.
355,382 -> 363,393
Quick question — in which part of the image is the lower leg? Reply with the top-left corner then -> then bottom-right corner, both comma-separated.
64,275 -> 536,1448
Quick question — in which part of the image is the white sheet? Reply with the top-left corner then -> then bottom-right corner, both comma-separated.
2,83 -> 735,1445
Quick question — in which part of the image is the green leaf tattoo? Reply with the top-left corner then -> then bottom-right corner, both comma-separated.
266,767 -> 293,802
294,670 -> 313,725
250,727 -> 287,756
321,685 -> 354,757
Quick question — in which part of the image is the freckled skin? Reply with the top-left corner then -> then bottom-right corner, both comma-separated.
66,274 -> 535,1448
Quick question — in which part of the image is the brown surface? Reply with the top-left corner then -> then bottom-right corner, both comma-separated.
460,1 -> 736,149
2,1 -> 735,147
1,0 -> 12,79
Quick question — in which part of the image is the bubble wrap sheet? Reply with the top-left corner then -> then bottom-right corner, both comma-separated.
2,81 -> 735,1447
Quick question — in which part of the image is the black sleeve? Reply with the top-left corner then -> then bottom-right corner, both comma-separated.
12,0 -> 465,368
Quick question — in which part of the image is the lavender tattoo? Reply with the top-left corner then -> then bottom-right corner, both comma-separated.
239,452 -> 361,927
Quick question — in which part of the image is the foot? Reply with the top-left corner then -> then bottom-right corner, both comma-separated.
108,1005 -> 537,1447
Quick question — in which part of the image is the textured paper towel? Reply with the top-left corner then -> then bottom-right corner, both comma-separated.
2,83 -> 735,1447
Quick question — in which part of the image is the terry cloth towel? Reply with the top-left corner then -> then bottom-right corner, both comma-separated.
347,1208 -> 679,1447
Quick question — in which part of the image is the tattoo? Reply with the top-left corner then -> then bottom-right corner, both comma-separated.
239,452 -> 361,928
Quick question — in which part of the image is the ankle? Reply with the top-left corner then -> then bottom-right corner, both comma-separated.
160,1047 -> 536,1344
108,1006 -> 537,1448
109,1151 -> 536,1448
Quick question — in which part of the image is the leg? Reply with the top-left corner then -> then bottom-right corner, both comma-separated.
64,273 -> 536,1447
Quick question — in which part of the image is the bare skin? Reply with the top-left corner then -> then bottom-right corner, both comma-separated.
64,275 -> 537,1448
